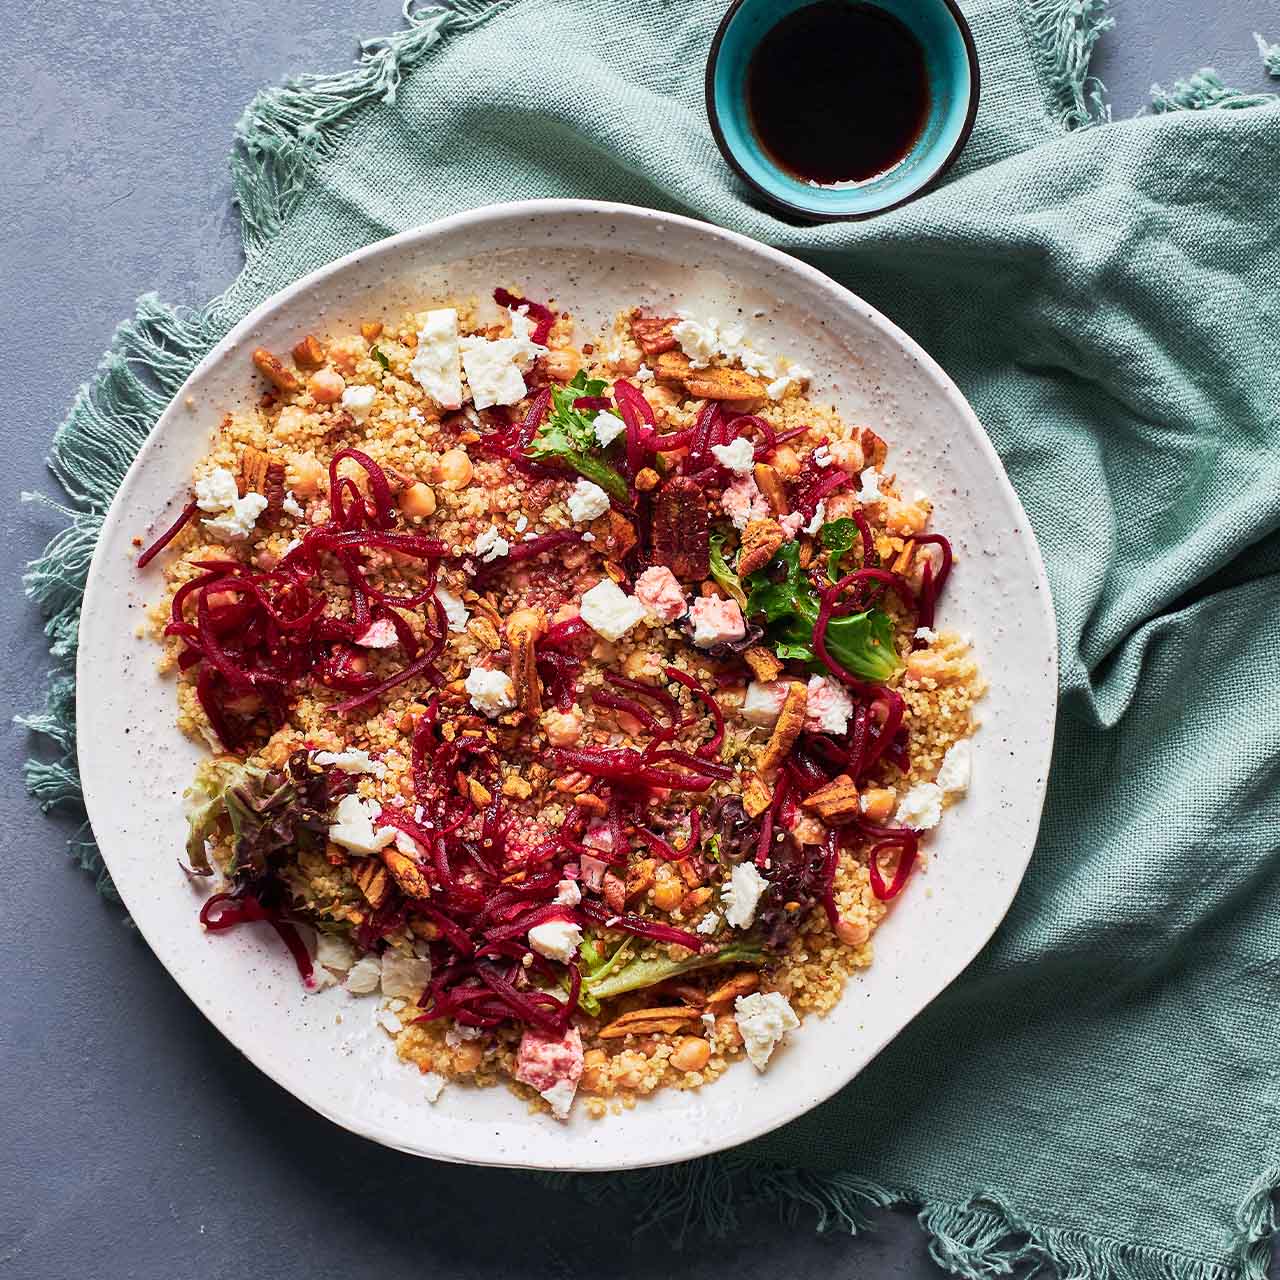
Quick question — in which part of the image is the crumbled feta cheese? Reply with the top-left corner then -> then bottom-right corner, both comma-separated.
567,478 -> 611,523
465,667 -> 516,717
380,952 -> 432,1000
812,445 -> 832,468
722,862 -> 769,929
721,473 -> 770,531
671,314 -> 720,367
313,748 -> 385,777
804,675 -> 853,735
202,492 -> 268,541
281,491 -> 305,518
472,526 -> 511,563
423,1071 -> 447,1103
914,626 -> 939,643
689,595 -> 746,649
393,829 -> 423,857
803,501 -> 826,535
766,364 -> 812,400
459,309 -> 547,409
528,919 -> 583,964
344,954 -> 382,994
579,578 -> 646,641
554,879 -> 582,907
936,739 -> 972,794
409,308 -> 463,409
895,782 -> 943,830
193,467 -> 239,513
742,680 -> 788,727
315,932 -> 355,974
341,384 -> 376,420
354,618 -> 398,648
734,991 -> 799,1071
514,514 -> 528,533
634,363 -> 655,383
696,912 -> 721,936
710,437 -> 756,474
779,511 -> 804,540
328,794 -> 395,856
540,1078 -> 578,1120
580,531 -> 595,542
445,1022 -> 484,1047
634,565 -> 687,624
593,411 -> 627,447
702,1011 -> 717,1034
857,468 -> 886,504
377,1008 -> 404,1035
434,587 -> 470,632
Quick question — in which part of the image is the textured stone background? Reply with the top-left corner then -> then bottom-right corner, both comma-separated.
3,2 -> 1274,1275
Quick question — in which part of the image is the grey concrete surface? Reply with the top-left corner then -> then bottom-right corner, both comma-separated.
2,3 -> 1274,1278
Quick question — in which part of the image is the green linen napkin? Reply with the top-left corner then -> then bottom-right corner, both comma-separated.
23,1 -> 1280,1275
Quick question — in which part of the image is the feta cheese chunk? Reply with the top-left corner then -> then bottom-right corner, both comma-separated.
734,991 -> 799,1071
328,794 -> 395,856
766,365 -> 812,401
689,595 -> 746,649
465,667 -> 516,718
634,565 -> 687,624
914,626 -> 939,644
409,308 -> 463,409
472,526 -> 511,563
341,384 -> 376,420
380,952 -> 432,1000
672,314 -> 722,367
193,467 -> 240,513
434,587 -> 470,633
742,680 -> 788,727
540,1078 -> 578,1121
459,309 -> 547,409
377,1008 -> 404,1035
527,919 -> 583,964
354,618 -> 398,648
344,954 -> 382,994
315,932 -> 356,974
803,502 -> 826,536
593,410 -> 627,447
281,491 -> 305,518
579,578 -> 646,641
857,468 -> 886,504
423,1072 -> 447,1103
633,363 -> 655,383
514,1026 -> 584,1098
313,748 -> 386,777
554,879 -> 582,907
567,478 -> 611,523
721,862 -> 770,930
804,676 -> 853,735
936,739 -> 972,794
710,437 -> 756,474
895,782 -> 943,831
202,492 -> 268,542
721,473 -> 770,531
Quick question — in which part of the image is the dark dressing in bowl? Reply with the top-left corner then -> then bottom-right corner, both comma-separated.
746,1 -> 931,186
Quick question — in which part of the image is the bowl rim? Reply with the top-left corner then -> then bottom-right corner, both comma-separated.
704,0 -> 982,222
78,198 -> 1055,1170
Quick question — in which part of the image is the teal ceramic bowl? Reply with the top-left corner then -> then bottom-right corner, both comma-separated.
706,0 -> 980,220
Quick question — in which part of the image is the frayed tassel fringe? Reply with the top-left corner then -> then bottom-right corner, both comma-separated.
1025,0 -> 1115,128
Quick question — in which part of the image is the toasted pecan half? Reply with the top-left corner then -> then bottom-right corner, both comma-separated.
382,847 -> 432,900
652,475 -> 710,580
744,645 -> 783,683
630,314 -> 679,357
686,365 -> 766,402
251,346 -> 300,393
759,681 -> 808,774
599,1006 -> 704,1039
801,775 -> 861,822
506,607 -> 544,719
737,517 -> 785,577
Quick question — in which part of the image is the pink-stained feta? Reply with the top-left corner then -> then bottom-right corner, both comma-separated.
689,596 -> 746,649
582,822 -> 613,853
634,565 -> 688,624
554,878 -> 582,907
355,618 -> 398,648
742,680 -> 788,727
514,1025 -> 584,1098
541,704 -> 584,746
779,511 -> 804,540
579,852 -> 609,891
805,675 -> 854,734
721,474 -> 770,531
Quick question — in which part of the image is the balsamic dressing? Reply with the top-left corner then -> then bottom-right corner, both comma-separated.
746,1 -> 931,187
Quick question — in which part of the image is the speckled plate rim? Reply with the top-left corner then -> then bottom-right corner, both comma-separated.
77,199 -> 1057,1171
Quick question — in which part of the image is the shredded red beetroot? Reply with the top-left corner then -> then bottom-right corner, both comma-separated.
550,746 -> 723,792
580,898 -> 706,952
200,892 -> 315,987
795,465 -> 852,519
910,533 -> 954,632
613,379 -> 657,476
499,528 -> 584,564
850,818 -> 919,901
137,499 -> 198,568
573,395 -> 612,411
493,287 -> 555,346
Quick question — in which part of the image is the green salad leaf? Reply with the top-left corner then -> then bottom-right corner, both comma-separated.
183,759 -> 267,873
525,370 -> 628,502
819,517 -> 859,582
708,529 -> 748,608
744,541 -> 902,683
370,346 -> 390,371
580,940 -> 764,1005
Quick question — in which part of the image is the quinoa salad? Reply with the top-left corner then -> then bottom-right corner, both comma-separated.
138,288 -> 984,1122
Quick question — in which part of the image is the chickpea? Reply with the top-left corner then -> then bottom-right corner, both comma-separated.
581,1048 -> 611,1094
669,1037 -> 711,1073
771,445 -> 801,478
860,787 -> 896,821
544,347 -> 581,383
434,448 -> 473,491
642,384 -> 680,415
398,482 -> 437,519
835,918 -> 871,947
451,1041 -> 484,1073
542,705 -> 584,747
651,865 -> 683,913
621,648 -> 662,684
289,452 -> 327,498
828,438 -> 865,474
307,367 -> 345,404
885,497 -> 931,536
791,815 -> 826,845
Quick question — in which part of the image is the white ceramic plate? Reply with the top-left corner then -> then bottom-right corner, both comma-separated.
78,200 -> 1056,1171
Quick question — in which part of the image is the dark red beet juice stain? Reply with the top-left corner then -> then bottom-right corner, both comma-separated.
746,1 -> 930,185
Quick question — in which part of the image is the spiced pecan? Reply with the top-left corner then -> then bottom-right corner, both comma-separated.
737,518 -> 785,577
653,350 -> 692,385
685,365 -> 766,402
252,346 -> 300,393
505,607 -> 544,719
744,645 -> 783,683
598,1006 -> 704,1039
602,872 -> 626,915
630,314 -> 679,357
501,774 -> 533,800
706,971 -> 759,1013
263,461 -> 287,515
291,334 -> 326,370
353,858 -> 390,908
467,617 -> 502,651
759,681 -> 808,773
860,427 -> 888,468
743,772 -> 773,819
753,462 -> 789,516
801,775 -> 861,822
601,510 -> 637,561
382,847 -> 432,900
634,467 -> 661,492
626,857 -> 657,902
651,475 -> 710,581
239,446 -> 271,498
